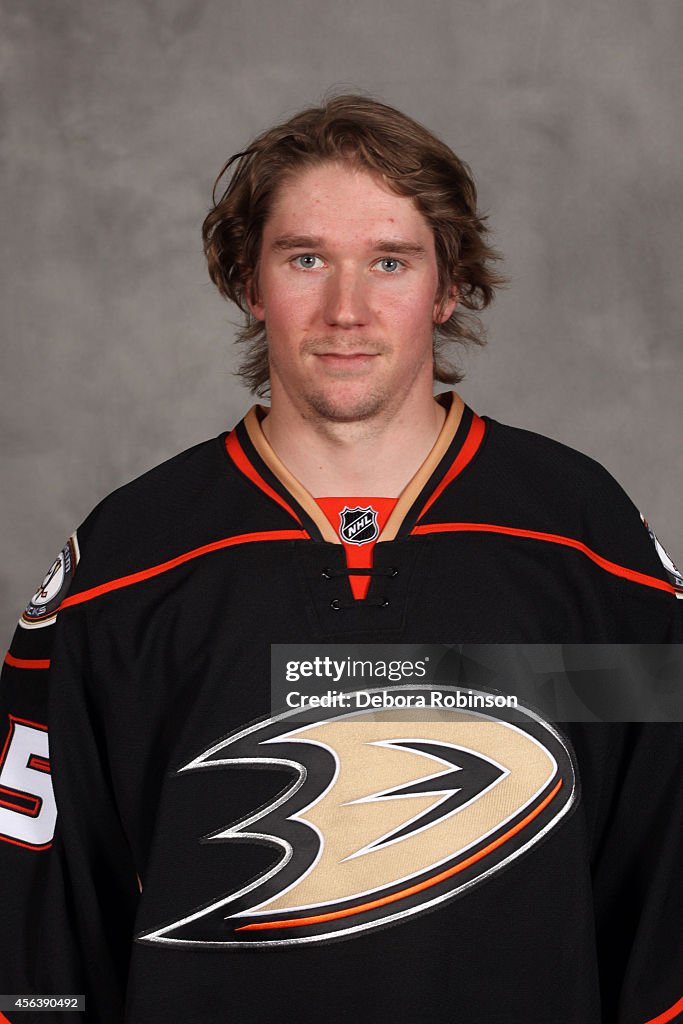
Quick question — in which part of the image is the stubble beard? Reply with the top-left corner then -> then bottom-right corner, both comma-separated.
277,335 -> 396,425
302,381 -> 390,424
270,333 -> 435,429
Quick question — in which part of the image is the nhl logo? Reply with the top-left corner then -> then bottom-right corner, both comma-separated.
338,505 -> 380,545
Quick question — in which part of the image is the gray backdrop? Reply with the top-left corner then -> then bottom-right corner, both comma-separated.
2,0 -> 681,636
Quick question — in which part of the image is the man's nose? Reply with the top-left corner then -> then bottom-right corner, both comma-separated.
322,267 -> 371,328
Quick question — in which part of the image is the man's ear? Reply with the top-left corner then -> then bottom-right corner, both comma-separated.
434,285 -> 459,325
245,275 -> 265,321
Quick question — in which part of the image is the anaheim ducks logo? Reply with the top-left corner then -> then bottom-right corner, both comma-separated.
138,687 -> 576,949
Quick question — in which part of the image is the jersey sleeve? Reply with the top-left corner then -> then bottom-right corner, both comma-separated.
578,469 -> 683,1019
0,535 -> 140,1024
579,722 -> 683,1024
581,462 -> 683,642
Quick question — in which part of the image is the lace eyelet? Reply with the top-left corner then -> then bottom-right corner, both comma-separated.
380,597 -> 390,608
330,598 -> 342,610
321,568 -> 333,580
387,567 -> 399,577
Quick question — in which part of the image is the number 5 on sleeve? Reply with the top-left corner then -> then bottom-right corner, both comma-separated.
0,717 -> 57,849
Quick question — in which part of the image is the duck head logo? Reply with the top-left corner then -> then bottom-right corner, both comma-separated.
138,686 -> 577,949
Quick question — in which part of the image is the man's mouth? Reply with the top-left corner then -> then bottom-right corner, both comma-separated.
313,352 -> 379,370
315,352 -> 377,360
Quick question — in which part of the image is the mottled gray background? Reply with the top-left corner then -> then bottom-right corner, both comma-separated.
1,0 -> 681,633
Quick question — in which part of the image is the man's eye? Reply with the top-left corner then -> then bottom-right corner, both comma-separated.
293,254 -> 323,269
376,258 -> 403,273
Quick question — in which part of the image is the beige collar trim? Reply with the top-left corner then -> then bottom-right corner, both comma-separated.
243,392 -> 464,544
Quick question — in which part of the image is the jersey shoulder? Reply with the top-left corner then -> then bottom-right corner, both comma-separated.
480,416 -> 646,534
67,428 -> 283,595
481,417 -> 630,503
479,416 -> 682,601
7,436 -> 229,639
84,434 -> 229,530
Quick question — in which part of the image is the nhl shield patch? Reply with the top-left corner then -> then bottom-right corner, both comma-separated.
338,505 -> 379,546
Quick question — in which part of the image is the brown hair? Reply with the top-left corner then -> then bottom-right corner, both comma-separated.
202,94 -> 506,395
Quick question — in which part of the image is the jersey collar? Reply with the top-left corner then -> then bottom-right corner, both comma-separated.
225,391 -> 486,543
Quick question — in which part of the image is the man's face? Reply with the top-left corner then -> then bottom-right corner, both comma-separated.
248,161 -> 457,424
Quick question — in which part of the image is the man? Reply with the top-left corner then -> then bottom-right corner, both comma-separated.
1,95 -> 681,1024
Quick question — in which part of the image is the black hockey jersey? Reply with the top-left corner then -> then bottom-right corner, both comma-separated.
1,395 -> 681,1024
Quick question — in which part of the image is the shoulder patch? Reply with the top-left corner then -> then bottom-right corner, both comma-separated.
20,533 -> 80,629
641,514 -> 683,599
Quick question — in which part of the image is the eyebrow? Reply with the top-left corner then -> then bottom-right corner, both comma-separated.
373,239 -> 427,258
270,235 -> 427,258
270,235 -> 324,252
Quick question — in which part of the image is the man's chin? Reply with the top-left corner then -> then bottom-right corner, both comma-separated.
304,388 -> 389,424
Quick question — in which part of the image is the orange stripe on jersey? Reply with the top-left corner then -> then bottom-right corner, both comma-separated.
412,522 -> 676,595
59,529 -> 308,610
0,834 -> 52,853
644,996 -> 683,1024
235,778 -> 562,933
225,431 -> 303,525
416,413 -> 486,522
3,653 -> 51,670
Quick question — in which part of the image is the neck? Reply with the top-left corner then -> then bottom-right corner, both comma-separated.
260,390 -> 463,498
